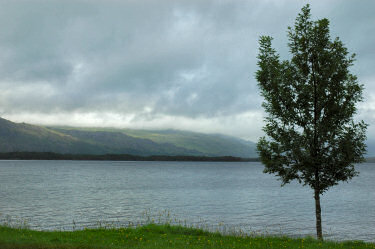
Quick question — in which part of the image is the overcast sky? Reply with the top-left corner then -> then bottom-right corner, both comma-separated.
0,0 -> 374,141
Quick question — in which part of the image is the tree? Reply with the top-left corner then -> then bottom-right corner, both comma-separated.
256,5 -> 367,240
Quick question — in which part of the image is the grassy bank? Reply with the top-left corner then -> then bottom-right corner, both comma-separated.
0,224 -> 374,249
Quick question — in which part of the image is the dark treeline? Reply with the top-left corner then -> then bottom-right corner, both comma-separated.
0,152 -> 259,162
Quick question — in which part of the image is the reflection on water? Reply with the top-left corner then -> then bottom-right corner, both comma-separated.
0,160 -> 374,241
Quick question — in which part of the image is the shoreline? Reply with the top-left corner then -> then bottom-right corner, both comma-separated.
1,224 -> 374,249
1,152 -> 374,163
0,152 -> 259,162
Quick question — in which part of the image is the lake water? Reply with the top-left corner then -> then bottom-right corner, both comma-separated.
0,160 -> 374,241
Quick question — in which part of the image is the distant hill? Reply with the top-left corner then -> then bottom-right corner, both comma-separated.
119,129 -> 257,158
0,117 -> 257,157
0,117 -> 106,154
50,128 -> 201,156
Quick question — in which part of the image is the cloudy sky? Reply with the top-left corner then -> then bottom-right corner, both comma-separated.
0,0 -> 374,141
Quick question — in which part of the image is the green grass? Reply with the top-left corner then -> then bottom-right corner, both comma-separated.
0,224 -> 374,249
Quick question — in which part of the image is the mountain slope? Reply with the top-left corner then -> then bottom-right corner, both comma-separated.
51,128 -> 201,156
120,129 -> 257,158
0,117 -> 257,157
46,126 -> 257,157
0,117 -> 107,154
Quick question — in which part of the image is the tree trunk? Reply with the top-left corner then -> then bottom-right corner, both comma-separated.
314,188 -> 323,240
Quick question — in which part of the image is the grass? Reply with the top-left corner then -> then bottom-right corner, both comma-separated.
0,224 -> 374,249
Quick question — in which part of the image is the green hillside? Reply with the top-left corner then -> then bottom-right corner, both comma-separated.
0,117 -> 107,154
48,126 -> 257,157
0,117 -> 257,157
121,129 -> 257,158
51,128 -> 201,156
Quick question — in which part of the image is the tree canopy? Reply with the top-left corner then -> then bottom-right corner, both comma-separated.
256,4 -> 367,240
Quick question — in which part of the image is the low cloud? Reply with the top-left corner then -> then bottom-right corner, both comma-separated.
0,0 -> 374,140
